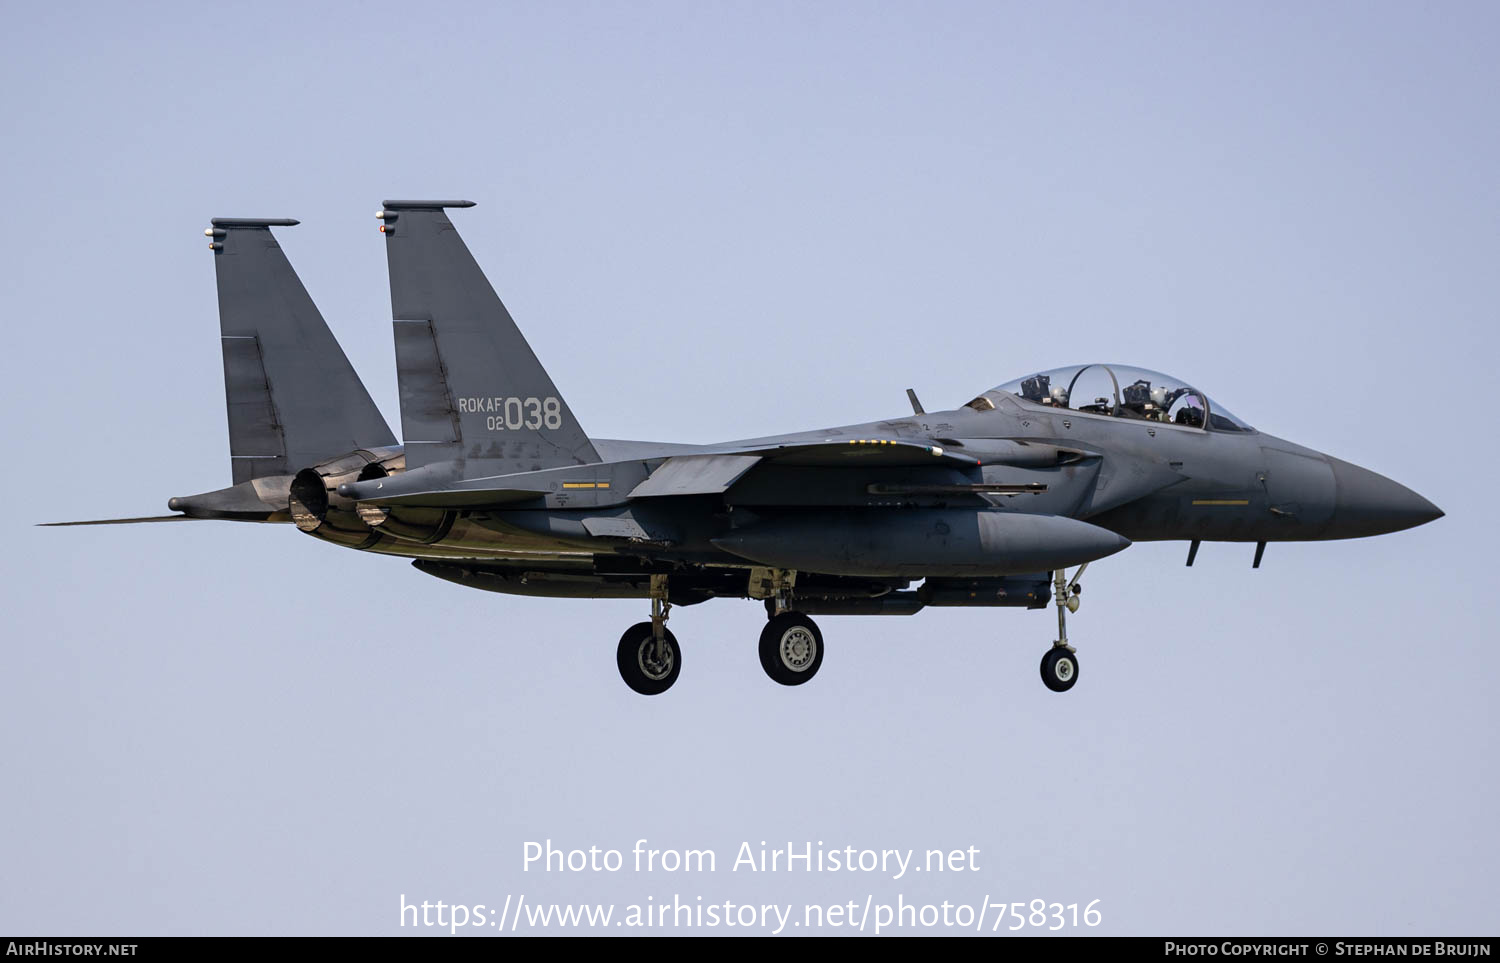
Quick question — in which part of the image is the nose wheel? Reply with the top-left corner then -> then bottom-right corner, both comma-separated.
1041,565 -> 1086,693
1040,646 -> 1078,692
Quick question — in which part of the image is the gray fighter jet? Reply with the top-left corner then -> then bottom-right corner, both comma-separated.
47,200 -> 1443,695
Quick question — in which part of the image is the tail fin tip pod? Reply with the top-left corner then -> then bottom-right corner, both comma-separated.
377,199 -> 601,479
210,216 -> 397,484
379,200 -> 475,210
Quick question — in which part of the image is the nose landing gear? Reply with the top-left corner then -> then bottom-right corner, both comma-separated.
1041,564 -> 1086,693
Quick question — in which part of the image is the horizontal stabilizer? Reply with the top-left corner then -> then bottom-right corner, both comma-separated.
38,515 -> 204,527
41,473 -> 301,527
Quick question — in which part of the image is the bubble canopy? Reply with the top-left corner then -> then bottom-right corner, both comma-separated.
984,364 -> 1253,432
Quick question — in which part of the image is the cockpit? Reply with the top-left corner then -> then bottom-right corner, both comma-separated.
972,364 -> 1253,432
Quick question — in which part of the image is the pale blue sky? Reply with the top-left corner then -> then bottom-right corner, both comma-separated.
2,1 -> 1495,935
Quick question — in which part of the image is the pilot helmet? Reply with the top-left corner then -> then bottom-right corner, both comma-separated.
1049,385 -> 1069,406
1150,385 -> 1170,408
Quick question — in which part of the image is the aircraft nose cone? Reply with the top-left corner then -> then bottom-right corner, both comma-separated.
1327,457 -> 1443,538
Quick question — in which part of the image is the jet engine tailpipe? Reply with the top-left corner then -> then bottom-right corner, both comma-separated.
287,447 -> 405,541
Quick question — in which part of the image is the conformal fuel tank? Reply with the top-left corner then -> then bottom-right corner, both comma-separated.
712,509 -> 1130,577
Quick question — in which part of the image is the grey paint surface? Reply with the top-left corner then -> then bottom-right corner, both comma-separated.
212,219 -> 396,482
3,2 -> 1495,937
382,202 -> 601,477
629,454 -> 763,497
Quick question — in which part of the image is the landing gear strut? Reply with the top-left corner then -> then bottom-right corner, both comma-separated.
1041,564 -> 1086,693
616,574 -> 682,695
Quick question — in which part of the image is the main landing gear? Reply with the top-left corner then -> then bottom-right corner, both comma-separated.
616,575 -> 681,695
760,611 -> 824,686
1041,564 -> 1087,693
757,568 -> 823,686
614,571 -> 827,694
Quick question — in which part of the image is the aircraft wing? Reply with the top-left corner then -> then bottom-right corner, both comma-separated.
719,438 -> 977,468
341,437 -> 977,509
625,440 -> 975,498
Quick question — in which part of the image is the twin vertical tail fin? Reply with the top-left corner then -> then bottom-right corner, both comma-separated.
378,200 -> 599,482
42,218 -> 400,527
210,217 -> 396,483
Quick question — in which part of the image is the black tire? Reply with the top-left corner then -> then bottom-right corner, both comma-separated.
616,622 -> 681,695
759,612 -> 824,686
1040,647 -> 1079,693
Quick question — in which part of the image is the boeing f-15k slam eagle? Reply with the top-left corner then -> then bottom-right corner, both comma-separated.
46,201 -> 1444,695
